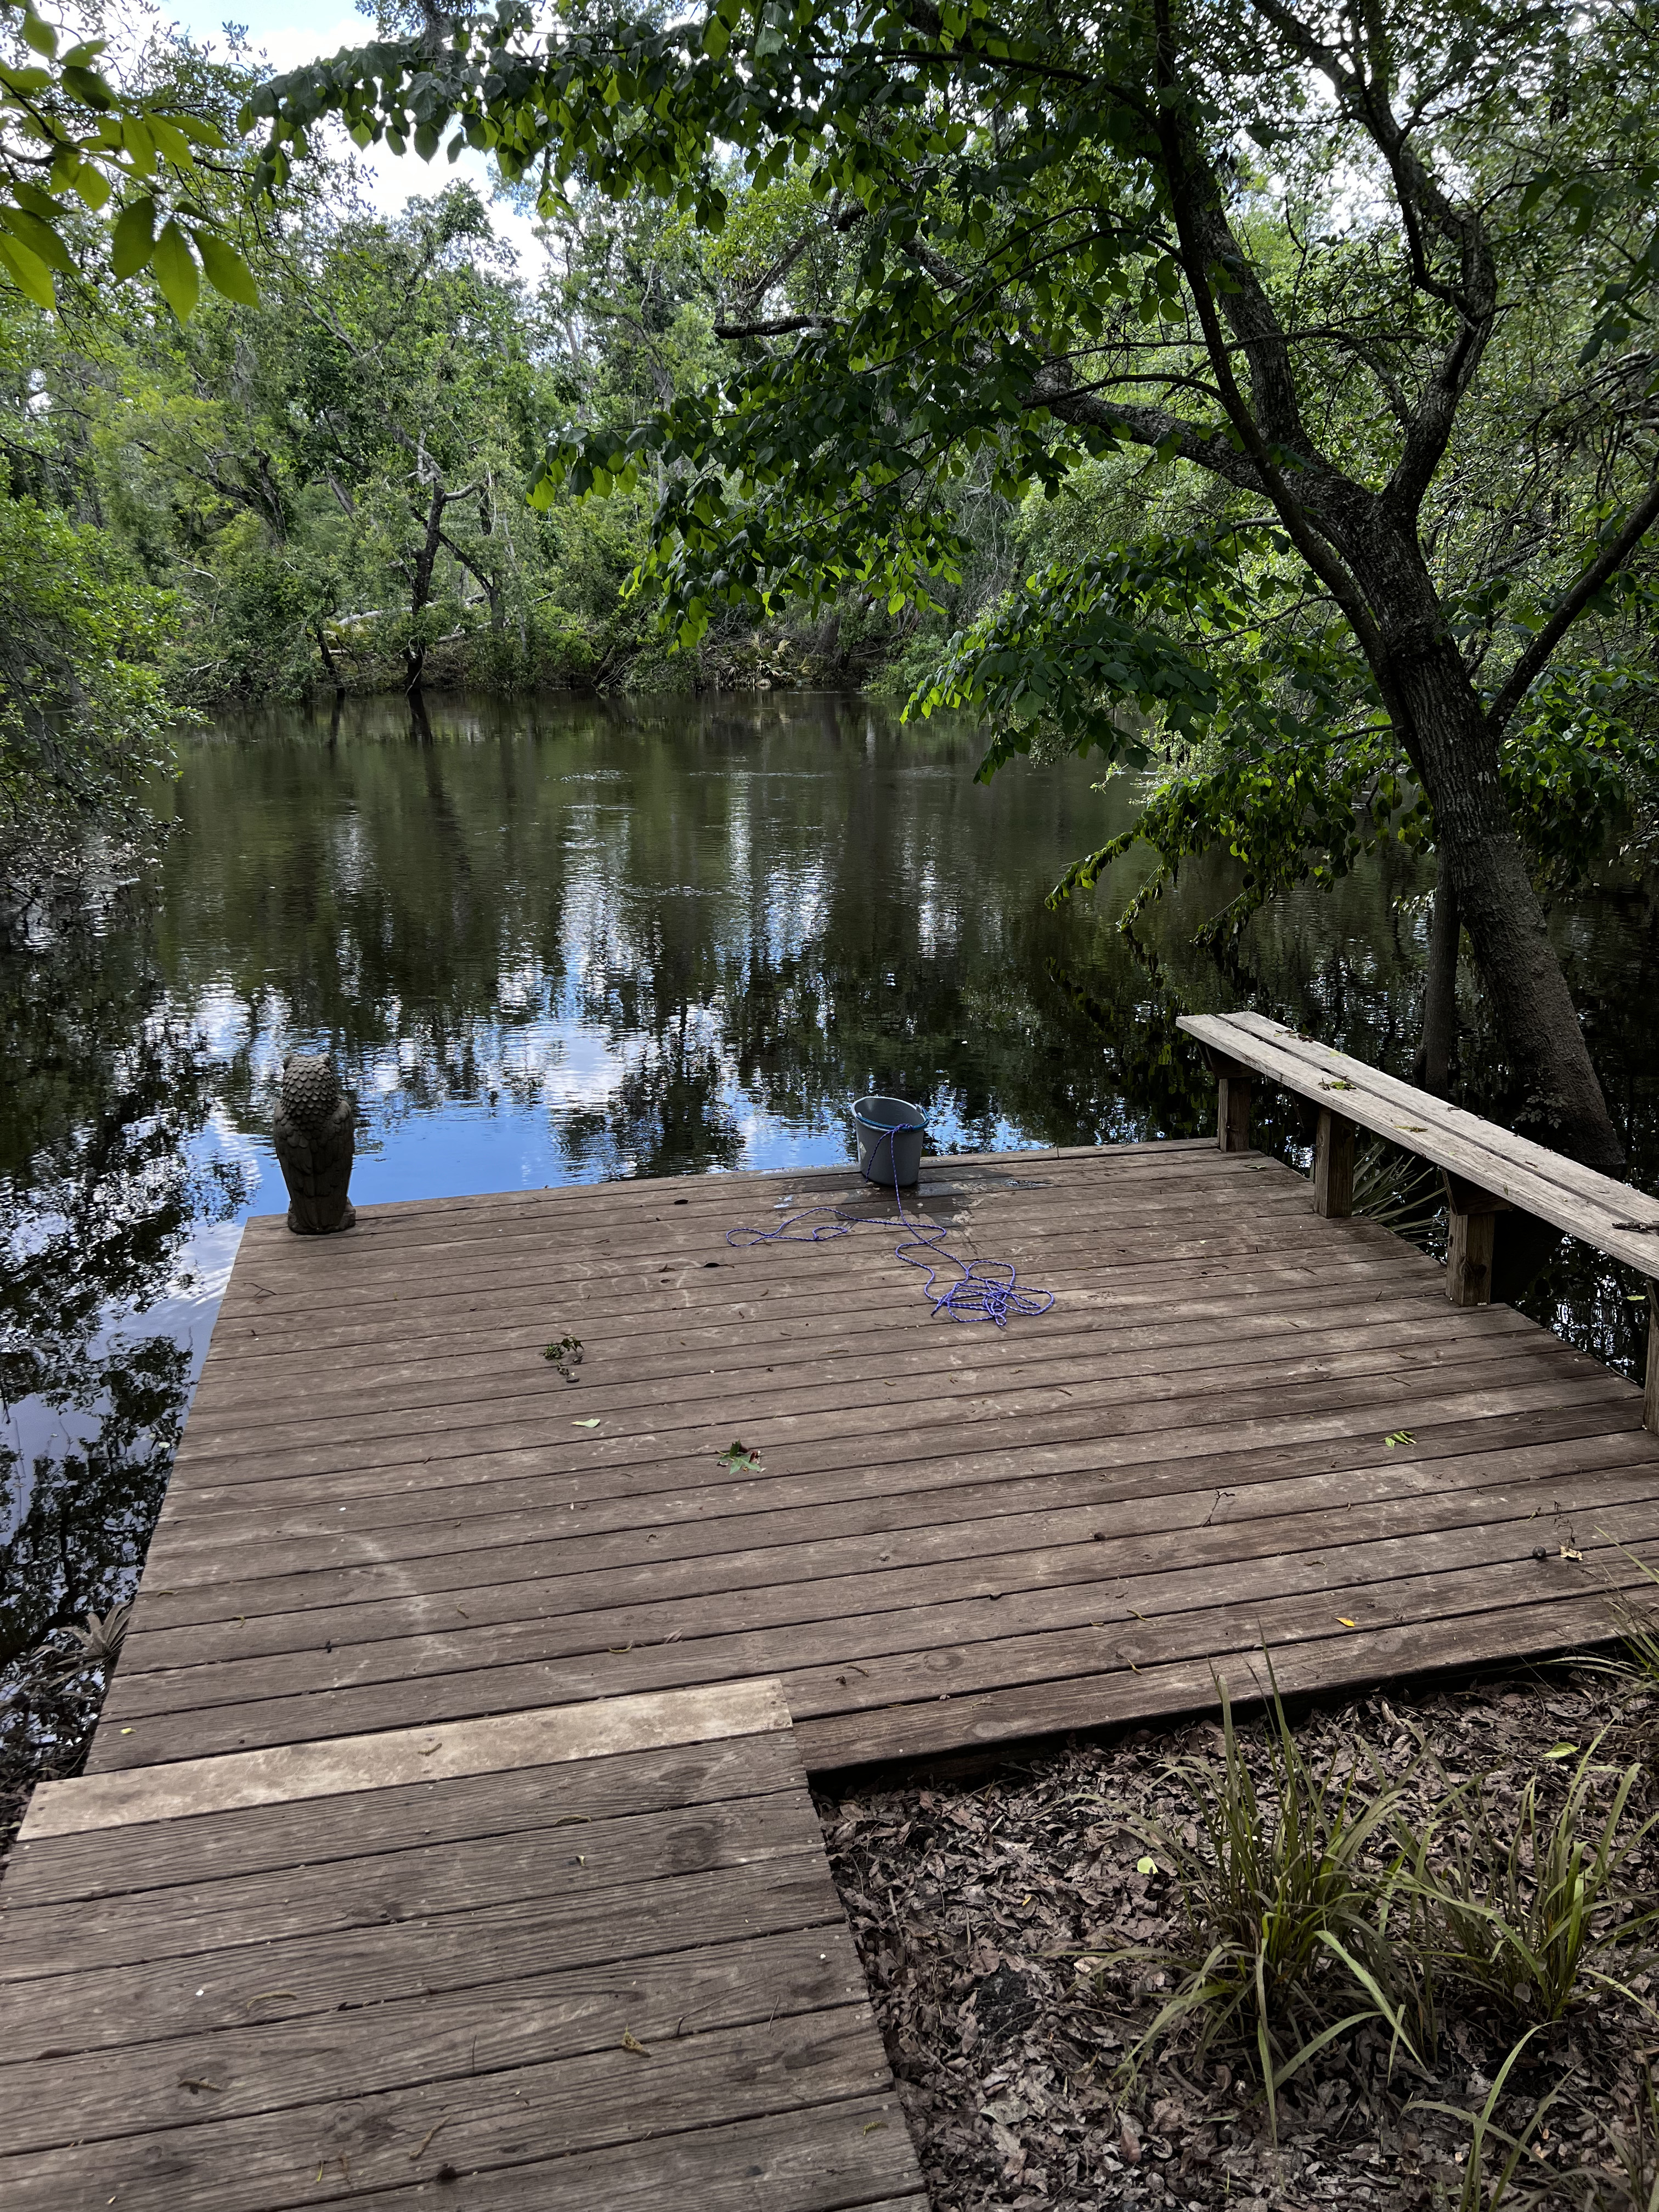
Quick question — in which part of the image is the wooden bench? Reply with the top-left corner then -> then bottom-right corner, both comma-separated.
1177,1009 -> 1659,1432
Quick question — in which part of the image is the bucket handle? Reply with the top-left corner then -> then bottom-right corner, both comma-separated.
848,1101 -> 928,1135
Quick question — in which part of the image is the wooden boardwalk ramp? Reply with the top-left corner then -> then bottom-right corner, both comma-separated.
5,1135 -> 1659,2207
1,1682 -> 923,2210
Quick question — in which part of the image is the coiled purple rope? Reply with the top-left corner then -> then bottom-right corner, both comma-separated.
726,1116 -> 1055,1328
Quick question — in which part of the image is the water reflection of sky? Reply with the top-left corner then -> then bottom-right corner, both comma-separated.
180,1001 -> 1028,1217
161,703 -> 1048,1219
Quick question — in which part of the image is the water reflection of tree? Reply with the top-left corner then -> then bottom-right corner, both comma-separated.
161,691 -> 1222,1168
1,891 -> 247,1666
143,693 -> 1453,1176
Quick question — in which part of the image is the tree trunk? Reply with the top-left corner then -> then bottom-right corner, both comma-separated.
405,482 -> 447,694
1355,527 -> 1623,1171
1390,633 -> 1620,1168
1413,870 -> 1458,1096
313,622 -> 345,695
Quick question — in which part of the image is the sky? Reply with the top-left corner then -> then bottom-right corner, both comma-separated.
163,2 -> 550,267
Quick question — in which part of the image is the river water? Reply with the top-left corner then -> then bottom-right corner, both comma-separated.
3,687 -> 1657,1664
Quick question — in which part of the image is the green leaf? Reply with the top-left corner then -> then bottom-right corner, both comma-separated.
12,182 -> 63,219
0,232 -> 55,308
121,116 -> 157,178
170,113 -> 226,149
193,229 -> 259,306
150,217 -> 200,320
69,162 -> 110,212
145,115 -> 197,165
59,62 -> 111,108
0,206 -> 75,273
20,9 -> 58,58
110,196 -> 156,279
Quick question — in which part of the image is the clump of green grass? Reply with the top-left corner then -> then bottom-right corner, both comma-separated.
1102,1669 -> 1430,2138
1390,1731 -> 1658,2027
1090,1660 -> 1659,2149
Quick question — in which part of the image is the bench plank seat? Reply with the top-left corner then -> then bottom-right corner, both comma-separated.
1178,1011 -> 1659,1277
1178,1009 -> 1659,1429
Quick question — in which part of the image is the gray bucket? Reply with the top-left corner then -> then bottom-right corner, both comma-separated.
852,1095 -> 928,1187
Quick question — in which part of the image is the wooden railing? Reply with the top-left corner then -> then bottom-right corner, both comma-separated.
1177,1010 -> 1659,1434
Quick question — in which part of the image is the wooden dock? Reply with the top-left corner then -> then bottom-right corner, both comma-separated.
6,1136 -> 1659,2206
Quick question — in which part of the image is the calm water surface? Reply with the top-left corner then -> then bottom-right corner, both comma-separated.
4,689 -> 1657,1661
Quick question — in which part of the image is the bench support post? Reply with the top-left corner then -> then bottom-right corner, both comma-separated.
1198,1047 -> 1254,1154
1216,1072 -> 1252,1154
1313,1109 -> 1355,1218
1443,1172 -> 1510,1308
1646,1282 -> 1658,1436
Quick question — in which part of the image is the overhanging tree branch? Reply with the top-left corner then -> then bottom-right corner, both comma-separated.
1485,473 -> 1659,736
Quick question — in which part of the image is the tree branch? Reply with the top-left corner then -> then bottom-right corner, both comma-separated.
714,313 -> 839,340
1148,0 -> 1387,674
1246,0 -> 1497,519
1485,473 -> 1659,737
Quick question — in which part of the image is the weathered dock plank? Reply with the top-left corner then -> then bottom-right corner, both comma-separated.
0,1685 -> 923,2211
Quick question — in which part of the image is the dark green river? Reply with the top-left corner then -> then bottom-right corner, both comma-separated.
3,688 -> 1657,1666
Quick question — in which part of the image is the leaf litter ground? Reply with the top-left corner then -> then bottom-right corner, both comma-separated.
817,1664 -> 1659,2210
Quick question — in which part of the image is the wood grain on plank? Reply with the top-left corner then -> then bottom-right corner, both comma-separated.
2,1854 -> 844,2058
0,2005 -> 897,2212
155,1330 -> 1595,1508
111,1409 -> 1648,1691
794,1582 -> 1631,1770
25,1679 -> 787,1837
0,1923 -> 865,2149
2,1729 -> 806,1909
3,1789 -> 825,1979
101,1442 -> 1659,1739
84,1494 -> 1658,1775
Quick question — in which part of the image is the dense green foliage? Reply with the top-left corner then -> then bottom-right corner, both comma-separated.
246,0 -> 1659,1157
0,6 -> 871,842
0,2 -> 264,837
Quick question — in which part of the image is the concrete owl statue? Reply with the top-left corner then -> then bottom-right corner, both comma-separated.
273,1053 -> 357,1234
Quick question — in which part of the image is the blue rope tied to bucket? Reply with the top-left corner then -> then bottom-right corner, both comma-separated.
726,1113 -> 1054,1328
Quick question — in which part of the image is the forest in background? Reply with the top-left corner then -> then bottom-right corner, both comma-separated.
0,8 -> 1006,847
